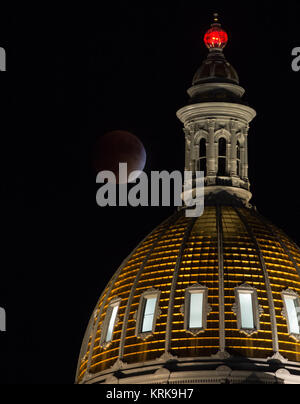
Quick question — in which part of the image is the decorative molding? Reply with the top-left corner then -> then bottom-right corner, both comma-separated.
194,129 -> 208,145
110,358 -> 127,372
215,365 -> 232,376
204,186 -> 252,204
214,128 -> 231,142
82,370 -> 93,383
275,368 -> 290,377
135,288 -> 161,341
281,289 -> 300,342
79,353 -> 300,384
281,288 -> 299,298
178,105 -> 255,201
232,283 -> 263,337
207,118 -> 216,130
232,302 -> 238,315
159,352 -> 178,362
177,103 -> 256,126
105,376 -> 119,384
267,352 -> 287,362
211,350 -> 231,360
81,353 -> 88,365
187,83 -> 245,99
183,283 -> 212,336
179,304 -> 185,316
229,119 -> 239,133
99,297 -> 122,350
183,128 -> 191,138
154,367 -> 171,376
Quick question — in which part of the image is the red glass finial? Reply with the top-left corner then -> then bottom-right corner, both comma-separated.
204,13 -> 228,49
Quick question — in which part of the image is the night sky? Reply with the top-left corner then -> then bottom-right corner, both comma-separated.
1,2 -> 300,384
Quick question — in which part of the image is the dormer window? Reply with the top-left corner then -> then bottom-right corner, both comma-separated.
135,288 -> 161,340
232,284 -> 263,336
182,284 -> 211,335
281,289 -> 300,341
142,296 -> 157,332
100,298 -> 121,348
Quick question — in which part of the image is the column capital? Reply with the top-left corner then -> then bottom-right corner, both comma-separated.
207,118 -> 216,131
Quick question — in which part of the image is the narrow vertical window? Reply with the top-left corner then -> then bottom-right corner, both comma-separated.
217,137 -> 226,176
236,140 -> 241,177
232,284 -> 262,336
239,292 -> 254,329
189,292 -> 204,328
141,296 -> 157,333
100,298 -> 121,348
183,284 -> 211,335
135,288 -> 161,340
0,307 -> 6,332
282,289 -> 300,340
198,138 -> 207,176
106,305 -> 119,342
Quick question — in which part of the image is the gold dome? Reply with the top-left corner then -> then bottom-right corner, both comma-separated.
76,205 -> 300,384
77,16 -> 300,384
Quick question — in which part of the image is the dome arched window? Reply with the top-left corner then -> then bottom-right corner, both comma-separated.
236,140 -> 241,177
182,284 -> 211,336
232,284 -> 263,336
198,138 -> 207,176
135,288 -> 161,340
217,137 -> 227,176
100,297 -> 121,348
281,289 -> 300,341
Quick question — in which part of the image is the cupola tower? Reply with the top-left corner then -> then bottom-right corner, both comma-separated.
76,15 -> 300,384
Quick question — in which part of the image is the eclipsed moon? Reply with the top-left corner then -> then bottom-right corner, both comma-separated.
93,130 -> 147,184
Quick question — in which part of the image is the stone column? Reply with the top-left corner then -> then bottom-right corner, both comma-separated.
183,128 -> 191,171
206,119 -> 216,176
242,125 -> 249,180
229,120 -> 238,177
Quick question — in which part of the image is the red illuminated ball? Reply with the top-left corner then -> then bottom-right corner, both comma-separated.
204,27 -> 228,49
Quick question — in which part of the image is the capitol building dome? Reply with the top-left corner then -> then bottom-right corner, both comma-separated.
76,16 -> 300,384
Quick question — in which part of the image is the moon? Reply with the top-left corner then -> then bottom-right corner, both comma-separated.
93,130 -> 147,184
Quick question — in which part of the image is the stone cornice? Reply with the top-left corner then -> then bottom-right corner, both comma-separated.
177,102 -> 256,125
187,83 -> 245,99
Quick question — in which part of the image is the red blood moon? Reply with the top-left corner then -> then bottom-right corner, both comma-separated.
93,130 -> 147,184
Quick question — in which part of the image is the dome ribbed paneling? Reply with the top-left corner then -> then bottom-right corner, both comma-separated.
77,205 -> 300,383
222,207 -> 273,357
170,206 -> 219,357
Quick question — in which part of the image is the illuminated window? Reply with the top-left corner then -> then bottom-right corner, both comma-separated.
232,284 -> 262,336
282,289 -> 300,340
135,288 -> 161,340
183,284 -> 211,335
106,305 -> 119,342
100,298 -> 121,348
239,293 -> 254,329
142,296 -> 157,332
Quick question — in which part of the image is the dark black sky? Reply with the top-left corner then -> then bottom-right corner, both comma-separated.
0,1 -> 300,384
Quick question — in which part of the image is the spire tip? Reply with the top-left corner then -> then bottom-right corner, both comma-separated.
213,13 -> 219,23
